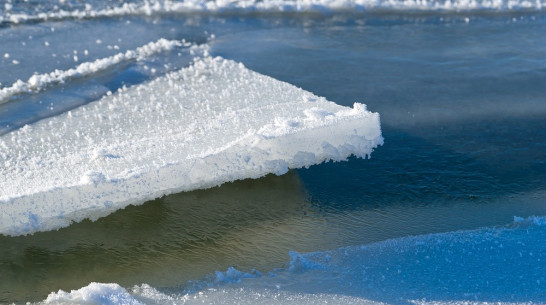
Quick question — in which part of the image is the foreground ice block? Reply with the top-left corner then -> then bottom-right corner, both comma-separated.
0,57 -> 383,236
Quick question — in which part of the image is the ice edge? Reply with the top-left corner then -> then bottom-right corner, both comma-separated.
0,57 -> 383,236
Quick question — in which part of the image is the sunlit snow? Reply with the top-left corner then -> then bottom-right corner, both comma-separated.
0,56 -> 382,236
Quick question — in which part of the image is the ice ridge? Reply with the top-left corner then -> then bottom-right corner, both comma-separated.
1,0 -> 545,26
0,38 -> 200,104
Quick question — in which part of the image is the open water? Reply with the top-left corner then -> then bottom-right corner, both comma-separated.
1,1 -> 546,304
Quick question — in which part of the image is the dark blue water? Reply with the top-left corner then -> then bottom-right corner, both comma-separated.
210,14 -> 546,210
1,9 -> 546,304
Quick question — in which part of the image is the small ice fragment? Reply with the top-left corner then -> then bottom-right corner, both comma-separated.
45,283 -> 143,305
3,53 -> 9,59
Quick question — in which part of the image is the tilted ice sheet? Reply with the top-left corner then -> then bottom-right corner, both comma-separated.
0,56 -> 382,236
1,0 -> 545,26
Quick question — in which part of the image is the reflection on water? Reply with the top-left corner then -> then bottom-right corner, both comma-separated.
2,168 -> 546,303
0,173 -> 310,302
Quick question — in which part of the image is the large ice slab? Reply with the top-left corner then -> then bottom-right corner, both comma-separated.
0,56 -> 382,236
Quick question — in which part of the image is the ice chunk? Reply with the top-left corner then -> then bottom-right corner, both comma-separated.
44,283 -> 144,305
214,267 -> 261,284
0,56 -> 382,236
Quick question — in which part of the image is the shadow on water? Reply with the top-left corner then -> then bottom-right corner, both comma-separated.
299,117 -> 546,212
0,173 -> 313,303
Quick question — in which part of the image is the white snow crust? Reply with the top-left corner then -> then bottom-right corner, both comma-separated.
0,56 -> 383,236
1,0 -> 544,26
44,283 -> 145,305
0,38 -> 193,104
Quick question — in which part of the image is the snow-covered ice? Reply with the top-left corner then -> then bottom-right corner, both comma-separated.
0,38 -> 193,103
2,0 -> 545,26
0,56 -> 383,236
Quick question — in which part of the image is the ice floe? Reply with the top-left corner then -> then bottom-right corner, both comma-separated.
0,56 -> 382,236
